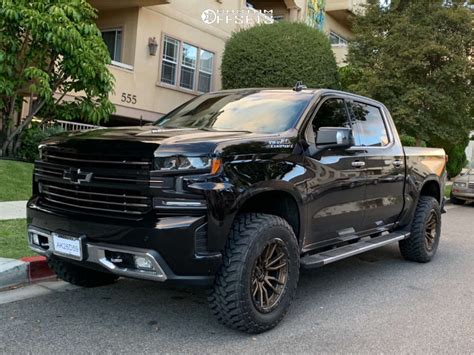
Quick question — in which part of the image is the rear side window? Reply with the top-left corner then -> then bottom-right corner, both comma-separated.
349,102 -> 389,147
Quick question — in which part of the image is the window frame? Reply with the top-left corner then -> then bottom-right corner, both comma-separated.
100,27 -> 123,63
158,33 -> 215,94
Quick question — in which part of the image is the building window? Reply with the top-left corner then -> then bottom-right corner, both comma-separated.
160,35 -> 214,93
329,31 -> 348,46
198,49 -> 214,93
101,28 -> 122,62
161,36 -> 179,85
180,43 -> 198,90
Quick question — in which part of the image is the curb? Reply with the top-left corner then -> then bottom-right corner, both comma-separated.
21,256 -> 56,281
0,256 -> 55,290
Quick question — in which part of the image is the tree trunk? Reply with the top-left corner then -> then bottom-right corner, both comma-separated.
1,99 -> 45,157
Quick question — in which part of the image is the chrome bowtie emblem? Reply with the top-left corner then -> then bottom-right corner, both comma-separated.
63,168 -> 93,185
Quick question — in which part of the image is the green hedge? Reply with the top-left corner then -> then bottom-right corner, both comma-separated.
221,22 -> 339,89
18,125 -> 64,163
446,144 -> 467,179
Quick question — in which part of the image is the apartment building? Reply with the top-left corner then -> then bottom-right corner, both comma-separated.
324,0 -> 364,64
89,0 -> 360,125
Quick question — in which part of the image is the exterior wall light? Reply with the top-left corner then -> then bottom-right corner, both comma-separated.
148,37 -> 158,56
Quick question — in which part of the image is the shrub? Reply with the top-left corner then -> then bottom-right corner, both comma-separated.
399,134 -> 417,147
399,134 -> 427,147
446,144 -> 467,179
18,125 -> 64,162
221,22 -> 339,89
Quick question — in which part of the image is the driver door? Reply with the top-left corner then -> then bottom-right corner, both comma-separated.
302,97 -> 367,250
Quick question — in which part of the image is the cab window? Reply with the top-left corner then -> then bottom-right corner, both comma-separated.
312,98 -> 351,134
349,102 -> 389,147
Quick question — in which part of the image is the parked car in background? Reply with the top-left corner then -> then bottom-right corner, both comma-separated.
450,169 -> 474,205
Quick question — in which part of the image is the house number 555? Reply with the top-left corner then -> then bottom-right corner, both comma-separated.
121,93 -> 137,104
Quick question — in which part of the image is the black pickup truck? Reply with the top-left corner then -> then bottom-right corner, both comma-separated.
27,87 -> 447,333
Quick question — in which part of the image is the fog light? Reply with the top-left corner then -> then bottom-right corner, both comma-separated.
134,256 -> 154,271
32,233 -> 40,246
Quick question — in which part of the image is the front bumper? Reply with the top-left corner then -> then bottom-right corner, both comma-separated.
28,226 -> 168,282
452,188 -> 474,200
27,196 -> 222,286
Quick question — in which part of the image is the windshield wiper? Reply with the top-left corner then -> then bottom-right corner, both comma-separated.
200,127 -> 252,133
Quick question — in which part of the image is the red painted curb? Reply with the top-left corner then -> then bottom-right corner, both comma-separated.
20,256 -> 56,281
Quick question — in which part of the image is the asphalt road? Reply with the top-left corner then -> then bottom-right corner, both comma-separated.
1,203 -> 473,353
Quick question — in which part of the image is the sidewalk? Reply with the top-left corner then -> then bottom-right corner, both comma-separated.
0,200 -> 27,220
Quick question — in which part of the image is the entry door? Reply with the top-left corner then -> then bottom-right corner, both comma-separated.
303,97 -> 367,251
348,101 -> 405,231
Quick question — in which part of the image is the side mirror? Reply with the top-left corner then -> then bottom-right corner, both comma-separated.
316,127 -> 354,149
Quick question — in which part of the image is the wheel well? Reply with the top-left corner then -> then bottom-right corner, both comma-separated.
239,191 -> 300,240
420,180 -> 441,202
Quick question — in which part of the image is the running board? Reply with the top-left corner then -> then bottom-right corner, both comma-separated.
300,231 -> 410,269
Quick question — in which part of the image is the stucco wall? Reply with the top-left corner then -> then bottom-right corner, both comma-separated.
95,8 -> 139,66
94,0 -> 358,122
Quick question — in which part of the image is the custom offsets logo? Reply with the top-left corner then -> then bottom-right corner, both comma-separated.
201,8 -> 274,25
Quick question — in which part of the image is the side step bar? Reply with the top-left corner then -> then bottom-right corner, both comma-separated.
300,231 -> 410,269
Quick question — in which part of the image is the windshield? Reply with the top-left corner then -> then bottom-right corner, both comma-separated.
154,91 -> 313,134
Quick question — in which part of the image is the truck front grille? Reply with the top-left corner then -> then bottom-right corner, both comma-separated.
35,163 -> 153,185
39,181 -> 152,217
468,182 -> 474,190
42,148 -> 152,170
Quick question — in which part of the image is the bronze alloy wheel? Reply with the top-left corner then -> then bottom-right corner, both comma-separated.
399,196 -> 441,263
251,238 -> 289,313
209,213 -> 300,333
424,210 -> 438,251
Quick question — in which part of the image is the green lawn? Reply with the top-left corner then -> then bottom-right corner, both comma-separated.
0,160 -> 33,201
0,219 -> 34,259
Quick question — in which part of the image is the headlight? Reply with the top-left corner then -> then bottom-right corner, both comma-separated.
154,155 -> 221,174
454,182 -> 466,188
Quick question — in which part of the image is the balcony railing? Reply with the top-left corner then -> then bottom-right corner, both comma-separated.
325,0 -> 364,14
53,120 -> 103,131
89,0 -> 169,11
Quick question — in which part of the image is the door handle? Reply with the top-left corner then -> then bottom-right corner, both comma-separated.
393,160 -> 403,167
351,161 -> 366,168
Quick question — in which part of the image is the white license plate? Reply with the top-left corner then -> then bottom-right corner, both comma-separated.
52,233 -> 82,260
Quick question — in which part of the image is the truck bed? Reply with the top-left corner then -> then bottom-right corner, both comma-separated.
404,147 -> 447,179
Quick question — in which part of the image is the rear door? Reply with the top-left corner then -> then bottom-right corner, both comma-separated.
347,100 -> 405,231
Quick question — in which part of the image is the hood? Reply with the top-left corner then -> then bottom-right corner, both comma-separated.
42,126 -> 267,157
454,172 -> 474,183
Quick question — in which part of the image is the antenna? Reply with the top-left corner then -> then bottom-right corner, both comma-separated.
293,81 -> 307,92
